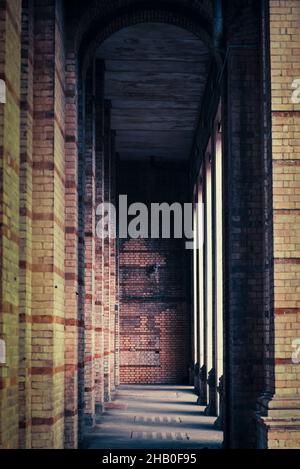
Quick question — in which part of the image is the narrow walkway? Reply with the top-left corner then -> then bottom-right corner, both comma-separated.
83,385 -> 223,449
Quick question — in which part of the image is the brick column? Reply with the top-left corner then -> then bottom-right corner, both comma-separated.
110,130 -> 117,393
192,188 -> 199,389
31,0 -> 65,448
77,73 -> 85,443
83,64 -> 96,428
94,60 -> 105,416
103,100 -> 111,401
222,1 -> 265,449
114,188 -> 120,389
64,42 -> 79,447
197,179 -> 207,406
204,148 -> 217,417
19,0 -> 34,449
213,112 -> 224,428
0,0 -> 22,450
256,0 -> 300,449
223,42 -> 264,448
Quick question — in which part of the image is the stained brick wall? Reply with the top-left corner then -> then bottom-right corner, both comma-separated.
118,161 -> 191,385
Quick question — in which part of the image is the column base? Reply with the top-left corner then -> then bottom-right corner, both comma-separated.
197,365 -> 207,406
83,413 -> 96,430
256,393 -> 300,448
214,375 -> 224,430
104,373 -> 110,402
194,362 -> 200,395
204,368 -> 217,416
95,403 -> 104,423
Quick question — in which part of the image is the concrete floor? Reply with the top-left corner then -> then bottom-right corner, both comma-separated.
83,385 -> 223,449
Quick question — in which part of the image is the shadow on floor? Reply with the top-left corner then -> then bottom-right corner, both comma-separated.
83,385 -> 223,449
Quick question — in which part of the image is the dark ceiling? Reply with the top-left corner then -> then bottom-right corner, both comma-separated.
97,23 -> 211,161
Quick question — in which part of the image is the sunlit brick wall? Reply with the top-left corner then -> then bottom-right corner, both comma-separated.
31,0 -> 65,448
19,0 -> 34,449
0,0 -> 22,450
267,0 -> 300,449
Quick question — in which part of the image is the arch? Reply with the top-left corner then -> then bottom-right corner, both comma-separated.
74,0 -> 214,52
66,0 -> 223,76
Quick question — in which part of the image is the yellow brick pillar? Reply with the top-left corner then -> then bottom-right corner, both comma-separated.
94,59 -> 105,416
0,0 -> 22,449
257,0 -> 300,449
19,0 -> 34,449
83,64 -> 96,429
31,0 -> 65,448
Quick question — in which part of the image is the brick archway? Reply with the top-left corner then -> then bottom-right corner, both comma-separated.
68,2 -> 223,77
72,0 -> 214,54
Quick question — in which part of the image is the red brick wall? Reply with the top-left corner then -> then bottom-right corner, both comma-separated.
118,161 -> 191,384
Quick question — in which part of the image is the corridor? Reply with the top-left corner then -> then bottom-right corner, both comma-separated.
83,386 -> 222,449
1,0 -> 300,451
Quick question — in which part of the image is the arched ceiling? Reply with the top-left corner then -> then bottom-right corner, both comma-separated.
96,23 -> 211,161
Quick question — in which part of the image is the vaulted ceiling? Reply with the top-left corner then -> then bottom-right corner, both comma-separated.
96,23 -> 211,161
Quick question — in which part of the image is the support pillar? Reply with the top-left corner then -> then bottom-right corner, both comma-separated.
103,100 -> 111,402
213,109 -> 224,427
83,64 -> 96,429
256,0 -> 300,449
223,43 -> 264,449
77,73 -> 86,444
192,188 -> 199,391
31,0 -> 65,448
0,0 -> 22,450
19,0 -> 34,449
94,60 -> 105,417
197,179 -> 207,406
109,130 -> 117,393
204,148 -> 217,417
64,42 -> 79,447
